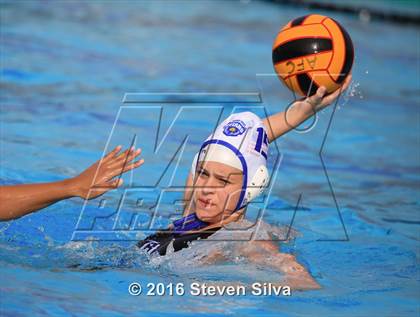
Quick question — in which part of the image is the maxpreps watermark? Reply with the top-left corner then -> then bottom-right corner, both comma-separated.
71,92 -> 283,242
128,282 -> 291,297
72,74 -> 349,242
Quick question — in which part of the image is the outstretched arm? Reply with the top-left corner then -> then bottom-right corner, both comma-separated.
0,145 -> 144,221
262,74 -> 352,143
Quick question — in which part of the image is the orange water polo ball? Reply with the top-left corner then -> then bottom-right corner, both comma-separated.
272,14 -> 354,97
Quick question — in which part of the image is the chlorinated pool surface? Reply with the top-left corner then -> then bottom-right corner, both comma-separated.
1,1 -> 419,316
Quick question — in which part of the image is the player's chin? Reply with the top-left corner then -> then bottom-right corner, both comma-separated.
195,207 -> 222,223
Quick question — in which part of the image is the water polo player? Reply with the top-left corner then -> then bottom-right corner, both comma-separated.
138,75 -> 351,284
138,110 -> 269,255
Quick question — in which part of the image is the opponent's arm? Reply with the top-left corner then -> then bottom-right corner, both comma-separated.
0,145 -> 144,221
262,74 -> 352,143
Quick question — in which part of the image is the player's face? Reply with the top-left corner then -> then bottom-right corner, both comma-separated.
193,161 -> 243,224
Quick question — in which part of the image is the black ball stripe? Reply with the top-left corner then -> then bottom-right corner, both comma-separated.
333,19 -> 354,84
272,38 -> 333,65
297,73 -> 319,96
291,15 -> 309,27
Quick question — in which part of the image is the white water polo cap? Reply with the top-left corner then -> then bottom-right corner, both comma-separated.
191,111 -> 270,211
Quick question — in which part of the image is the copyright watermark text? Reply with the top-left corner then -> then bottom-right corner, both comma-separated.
128,282 -> 291,297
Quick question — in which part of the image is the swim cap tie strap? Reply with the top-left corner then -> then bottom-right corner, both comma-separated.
172,213 -> 209,233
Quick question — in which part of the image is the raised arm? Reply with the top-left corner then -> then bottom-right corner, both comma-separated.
0,145 -> 144,221
262,74 -> 352,143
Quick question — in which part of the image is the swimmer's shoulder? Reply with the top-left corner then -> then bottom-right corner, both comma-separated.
222,218 -> 288,240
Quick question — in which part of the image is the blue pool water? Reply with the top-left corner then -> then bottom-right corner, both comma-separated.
1,1 -> 419,316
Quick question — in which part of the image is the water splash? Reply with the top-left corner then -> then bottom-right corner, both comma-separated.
338,80 -> 363,111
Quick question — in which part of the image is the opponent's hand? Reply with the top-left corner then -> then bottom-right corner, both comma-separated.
299,73 -> 352,113
71,145 -> 144,199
